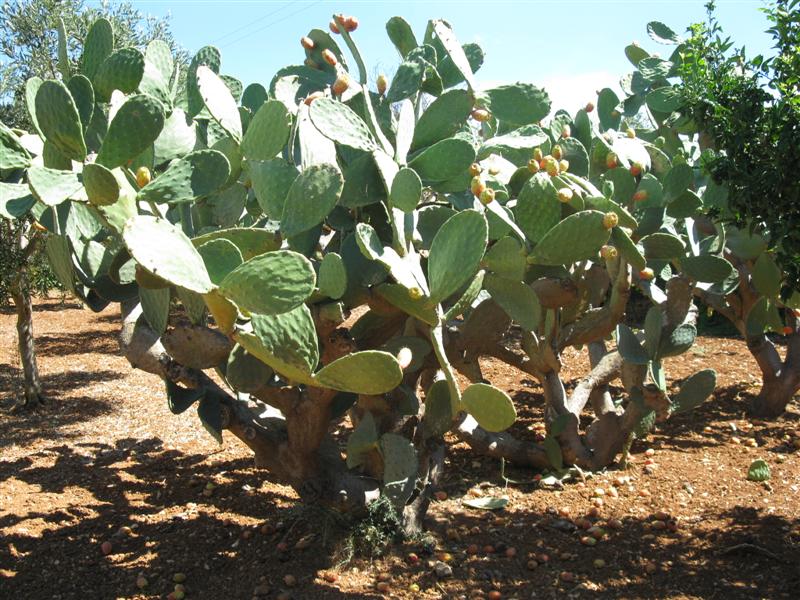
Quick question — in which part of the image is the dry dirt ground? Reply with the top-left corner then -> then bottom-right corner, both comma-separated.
1,298 -> 799,599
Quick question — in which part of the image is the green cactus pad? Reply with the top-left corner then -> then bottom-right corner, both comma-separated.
386,50 -> 431,104
313,350 -> 403,394
430,20 -> 476,89
428,209 -> 488,303
667,189 -> 703,218
529,210 -> 611,266
219,250 -> 315,316
82,163 -> 120,206
192,227 -> 282,261
610,227 -> 646,271
138,149 -> 230,204
346,412 -> 378,469
597,88 -> 622,131
198,238 -> 244,286
165,380 -> 204,415
671,369 -> 716,415
27,166 -> 82,206
752,253 -> 782,298
241,100 -> 292,160
242,83 -> 268,114
203,289 -> 238,334
616,324 -> 649,365
679,255 -> 734,284
462,383 -> 516,432
514,172 -> 561,243
558,138 -> 590,177
437,42 -> 483,89
376,283 -> 437,325
485,274 -> 541,332
380,432 -> 418,508
248,158 -> 299,219
408,138 -> 476,182
385,16 -> 418,58
196,65 -> 243,142
746,296 -> 783,337
410,89 -> 471,151
123,215 -> 213,294
45,234 -> 76,294
663,163 -> 693,201
658,323 -> 697,357
485,237 -> 526,280
442,269 -> 484,321
80,18 -> 113,81
226,344 -> 274,394
381,336 -> 432,373
24,77 -> 44,137
139,286 -> 170,335
236,304 -> 318,385
153,109 -> 197,166
643,306 -> 663,359
340,153 -> 387,208
309,98 -> 377,152
355,223 -> 426,291
280,163 -> 343,237
640,232 -> 686,260
423,379 -> 453,439
478,127 -> 550,164
318,252 -> 347,299
0,183 -> 35,219
35,80 -> 86,161
96,94 -> 165,168
725,227 -> 767,260
0,122 -> 31,171
476,84 -> 550,126
66,75 -> 94,129
196,395 -> 224,444
187,46 -> 221,118
389,167 -> 422,213
93,47 -> 145,102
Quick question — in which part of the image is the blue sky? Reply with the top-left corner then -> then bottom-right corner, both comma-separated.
117,1 -> 775,112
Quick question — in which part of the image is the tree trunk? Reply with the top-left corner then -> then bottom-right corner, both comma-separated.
751,376 -> 799,418
10,270 -> 43,409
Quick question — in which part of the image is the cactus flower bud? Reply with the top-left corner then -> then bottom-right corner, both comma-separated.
332,74 -> 349,95
600,245 -> 618,261
471,176 -> 486,197
557,188 -> 574,203
377,74 -> 388,95
633,190 -> 648,202
533,148 -> 543,162
602,212 -> 618,229
606,152 -> 618,169
469,162 -> 482,177
639,267 -> 655,281
552,145 -> 563,160
408,286 -> 423,300
479,188 -> 495,206
397,347 -> 413,370
527,159 -> 540,174
136,166 -> 151,187
471,108 -> 491,122
559,159 -> 569,173
300,36 -> 315,50
321,49 -> 338,67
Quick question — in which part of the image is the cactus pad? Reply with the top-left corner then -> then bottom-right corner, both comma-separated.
462,383 -> 516,432
529,210 -> 611,266
138,149 -> 230,204
35,80 -> 86,162
241,100 -> 292,160
428,209 -> 488,303
280,163 -> 343,237
196,65 -> 243,142
313,351 -> 403,394
96,94 -> 165,168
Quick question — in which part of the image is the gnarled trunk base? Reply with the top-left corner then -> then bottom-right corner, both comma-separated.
751,377 -> 799,418
10,272 -> 43,410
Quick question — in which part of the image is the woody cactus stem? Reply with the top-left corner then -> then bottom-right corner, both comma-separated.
118,300 -> 382,512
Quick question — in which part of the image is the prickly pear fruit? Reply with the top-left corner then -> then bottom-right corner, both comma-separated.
533,148 -> 543,162
304,91 -> 324,106
343,15 -> 359,32
633,190 -> 648,202
639,267 -> 655,281
606,153 -> 618,169
408,286 -> 423,300
136,166 -> 151,188
471,108 -> 491,122
557,188 -> 574,203
527,159 -> 540,174
479,188 -> 495,205
552,145 -> 563,160
322,49 -> 338,67
561,125 -> 571,138
332,74 -> 349,95
329,19 -> 340,34
377,74 -> 388,95
600,245 -> 618,260
626,128 -> 636,139
602,212 -> 618,229
397,347 -> 413,369
585,102 -> 595,112
469,163 -> 482,177
471,176 -> 486,197
559,159 -> 569,173
301,36 -> 315,50
630,162 -> 643,177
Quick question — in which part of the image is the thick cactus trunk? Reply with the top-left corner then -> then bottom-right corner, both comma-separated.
10,270 -> 43,409
747,332 -> 800,418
